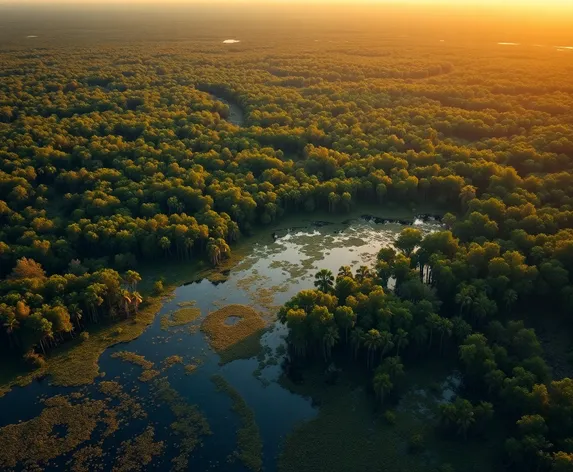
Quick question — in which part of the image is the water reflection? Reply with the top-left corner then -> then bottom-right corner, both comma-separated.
0,215 -> 442,470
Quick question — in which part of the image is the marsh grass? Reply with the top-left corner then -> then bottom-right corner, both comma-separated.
212,375 -> 263,472
0,395 -> 111,469
201,305 -> 266,364
0,296 -> 163,398
113,426 -> 164,472
111,351 -> 154,370
68,445 -> 104,472
150,378 -> 211,471
162,355 -> 184,370
98,381 -> 147,419
160,306 -> 202,331
139,369 -> 161,382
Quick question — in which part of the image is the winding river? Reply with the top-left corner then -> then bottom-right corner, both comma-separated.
0,211 -> 442,471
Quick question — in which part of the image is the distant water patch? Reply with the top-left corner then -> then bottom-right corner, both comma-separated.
556,46 -> 573,51
223,39 -> 240,44
497,42 -> 520,46
26,35 -> 38,38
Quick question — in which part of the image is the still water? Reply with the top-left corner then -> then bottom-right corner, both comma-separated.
0,214 -> 441,471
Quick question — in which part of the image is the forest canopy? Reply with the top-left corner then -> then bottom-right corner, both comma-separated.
0,5 -> 573,470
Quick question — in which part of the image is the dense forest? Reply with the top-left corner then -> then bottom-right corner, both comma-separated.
0,3 -> 573,470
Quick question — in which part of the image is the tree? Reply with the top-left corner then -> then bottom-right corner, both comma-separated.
124,270 -> 142,291
380,356 -> 404,380
553,452 -> 573,472
121,290 -> 132,317
395,228 -> 423,257
356,265 -> 371,282
314,269 -> 334,293
363,328 -> 382,368
322,325 -> 339,360
373,372 -> 393,405
337,266 -> 353,279
350,327 -> 364,360
394,328 -> 409,356
9,258 -> 46,280
334,305 -> 356,343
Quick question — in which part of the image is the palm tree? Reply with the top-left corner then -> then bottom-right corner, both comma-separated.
124,270 -> 141,291
337,266 -> 353,279
363,329 -> 382,368
159,236 -> 171,256
355,265 -> 370,283
68,303 -> 83,330
426,313 -> 442,350
132,292 -> 143,315
227,221 -> 241,242
380,356 -> 404,379
314,269 -> 334,293
207,241 -> 221,266
437,317 -> 453,354
452,316 -> 472,343
373,372 -> 393,405
454,286 -> 475,315
3,315 -> 19,348
84,284 -> 105,323
350,327 -> 364,360
322,325 -> 339,361
394,329 -> 409,356
335,306 -> 356,344
121,290 -> 132,318
216,238 -> 231,260
455,401 -> 475,440
503,289 -> 518,312
471,293 -> 490,326
379,331 -> 395,359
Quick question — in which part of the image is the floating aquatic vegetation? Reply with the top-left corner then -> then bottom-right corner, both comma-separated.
160,307 -> 202,330
111,351 -> 154,370
139,369 -> 161,383
68,445 -> 104,472
212,375 -> 263,472
184,364 -> 198,375
98,381 -> 147,420
177,300 -> 197,308
201,305 -> 266,364
162,355 -> 184,370
150,378 -> 211,471
0,395 -> 110,469
113,426 -> 164,472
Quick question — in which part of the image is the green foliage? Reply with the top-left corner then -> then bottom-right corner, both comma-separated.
408,433 -> 425,453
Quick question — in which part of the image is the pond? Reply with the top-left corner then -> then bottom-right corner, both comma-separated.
0,212 -> 442,471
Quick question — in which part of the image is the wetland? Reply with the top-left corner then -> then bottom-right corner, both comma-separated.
0,209 -> 461,471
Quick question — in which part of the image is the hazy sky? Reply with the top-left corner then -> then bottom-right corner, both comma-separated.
2,0 -> 572,17
1,0 -> 572,5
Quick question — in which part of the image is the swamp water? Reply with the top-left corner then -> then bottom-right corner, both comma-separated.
0,215 -> 442,471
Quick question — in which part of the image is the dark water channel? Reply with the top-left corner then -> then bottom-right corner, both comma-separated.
211,94 -> 245,126
0,214 -> 442,471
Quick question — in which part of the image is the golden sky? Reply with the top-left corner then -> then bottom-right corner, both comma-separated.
3,0 -> 572,16
2,0 -> 571,4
